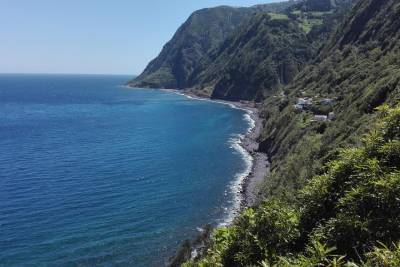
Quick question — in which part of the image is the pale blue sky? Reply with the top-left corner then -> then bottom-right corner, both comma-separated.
0,0 -> 283,75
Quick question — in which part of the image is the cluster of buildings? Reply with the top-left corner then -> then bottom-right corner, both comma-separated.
294,97 -> 336,122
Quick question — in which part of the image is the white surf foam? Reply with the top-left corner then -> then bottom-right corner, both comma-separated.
244,113 -> 256,133
217,132 -> 254,227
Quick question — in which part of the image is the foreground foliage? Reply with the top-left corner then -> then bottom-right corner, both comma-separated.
184,105 -> 400,266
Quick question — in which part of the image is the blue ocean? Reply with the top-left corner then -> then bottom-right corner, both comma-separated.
0,74 -> 251,266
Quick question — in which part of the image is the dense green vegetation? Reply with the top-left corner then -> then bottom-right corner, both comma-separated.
183,104 -> 400,266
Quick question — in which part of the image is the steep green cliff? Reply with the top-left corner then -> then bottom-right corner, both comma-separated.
128,2 -> 295,89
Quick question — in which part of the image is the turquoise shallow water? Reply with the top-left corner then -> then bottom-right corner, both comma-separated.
0,74 -> 250,266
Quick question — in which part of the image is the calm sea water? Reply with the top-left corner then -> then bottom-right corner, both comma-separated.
0,74 -> 251,267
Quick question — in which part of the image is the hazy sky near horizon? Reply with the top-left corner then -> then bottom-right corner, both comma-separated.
1,0 -> 284,75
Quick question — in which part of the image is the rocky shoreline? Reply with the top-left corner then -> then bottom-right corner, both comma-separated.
239,107 -> 269,207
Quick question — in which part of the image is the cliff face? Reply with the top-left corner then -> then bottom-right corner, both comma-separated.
129,0 -> 354,101
128,2 -> 295,90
